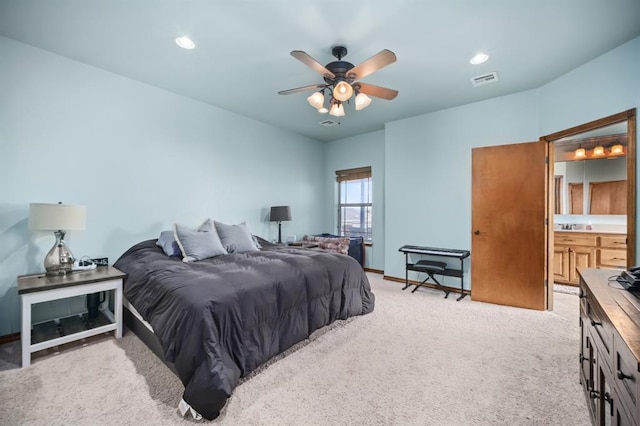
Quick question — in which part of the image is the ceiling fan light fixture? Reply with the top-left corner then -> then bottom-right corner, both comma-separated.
278,47 -> 397,118
333,81 -> 354,102
574,147 -> 586,159
355,92 -> 372,111
306,91 -> 324,110
593,145 -> 605,156
329,102 -> 345,117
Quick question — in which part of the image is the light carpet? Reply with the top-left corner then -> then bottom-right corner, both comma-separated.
0,274 -> 589,425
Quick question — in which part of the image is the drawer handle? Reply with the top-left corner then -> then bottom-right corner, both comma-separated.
580,354 -> 588,363
617,370 -> 634,381
612,257 -> 625,261
590,319 -> 602,327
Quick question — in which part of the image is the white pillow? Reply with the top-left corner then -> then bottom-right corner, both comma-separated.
173,219 -> 227,262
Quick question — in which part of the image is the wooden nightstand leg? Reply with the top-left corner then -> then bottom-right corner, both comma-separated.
21,295 -> 31,368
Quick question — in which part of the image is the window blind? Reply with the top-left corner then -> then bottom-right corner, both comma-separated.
335,166 -> 372,182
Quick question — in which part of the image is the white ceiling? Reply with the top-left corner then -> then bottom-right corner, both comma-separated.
1,0 -> 639,142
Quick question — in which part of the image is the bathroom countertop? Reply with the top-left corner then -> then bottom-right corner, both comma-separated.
554,227 -> 626,235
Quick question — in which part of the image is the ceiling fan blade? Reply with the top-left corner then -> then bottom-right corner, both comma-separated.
347,49 -> 397,80
356,82 -> 398,100
290,50 -> 336,79
278,84 -> 327,95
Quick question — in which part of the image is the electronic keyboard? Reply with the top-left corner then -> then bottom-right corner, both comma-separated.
399,245 -> 470,259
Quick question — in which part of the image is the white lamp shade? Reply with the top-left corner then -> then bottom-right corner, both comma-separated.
329,103 -> 345,117
355,92 -> 372,110
306,91 -> 324,109
332,81 -> 354,102
29,203 -> 86,231
593,145 -> 605,156
574,148 -> 586,159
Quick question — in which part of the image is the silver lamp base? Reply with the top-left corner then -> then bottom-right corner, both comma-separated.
44,230 -> 75,276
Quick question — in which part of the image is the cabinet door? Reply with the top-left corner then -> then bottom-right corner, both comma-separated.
570,247 -> 595,284
554,246 -> 570,283
612,386 -> 635,426
613,335 -> 639,425
595,350 -> 614,425
581,327 -> 595,395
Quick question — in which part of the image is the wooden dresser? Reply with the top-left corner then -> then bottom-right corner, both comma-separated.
555,232 -> 627,285
578,268 -> 640,425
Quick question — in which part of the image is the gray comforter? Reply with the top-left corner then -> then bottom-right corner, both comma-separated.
114,239 -> 374,420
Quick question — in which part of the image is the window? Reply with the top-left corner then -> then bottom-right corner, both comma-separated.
336,166 -> 372,242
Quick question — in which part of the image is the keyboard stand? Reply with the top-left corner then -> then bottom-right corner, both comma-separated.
400,246 -> 469,301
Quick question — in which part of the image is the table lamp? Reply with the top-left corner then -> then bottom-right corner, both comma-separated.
29,202 -> 87,275
270,206 -> 291,244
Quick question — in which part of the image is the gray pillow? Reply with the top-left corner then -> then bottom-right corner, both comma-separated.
173,219 -> 228,262
156,230 -> 181,257
214,221 -> 260,253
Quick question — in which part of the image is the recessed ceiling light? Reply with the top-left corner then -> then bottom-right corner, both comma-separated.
470,53 -> 489,65
175,36 -> 196,50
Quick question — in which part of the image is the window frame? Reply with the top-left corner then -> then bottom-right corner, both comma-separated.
336,166 -> 373,242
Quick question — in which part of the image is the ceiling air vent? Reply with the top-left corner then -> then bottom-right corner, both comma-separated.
471,72 -> 499,87
319,119 -> 340,127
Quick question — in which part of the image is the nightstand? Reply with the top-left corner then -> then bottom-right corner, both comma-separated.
18,266 -> 126,368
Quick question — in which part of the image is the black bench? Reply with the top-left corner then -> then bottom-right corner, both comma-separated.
407,260 -> 450,298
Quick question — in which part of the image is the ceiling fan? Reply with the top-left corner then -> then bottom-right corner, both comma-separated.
278,46 -> 398,117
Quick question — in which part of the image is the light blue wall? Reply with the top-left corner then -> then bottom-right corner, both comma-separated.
537,37 -> 640,137
384,91 -> 539,286
323,130 -> 385,270
0,36 -> 325,335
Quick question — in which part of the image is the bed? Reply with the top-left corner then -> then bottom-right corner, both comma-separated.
114,238 -> 375,420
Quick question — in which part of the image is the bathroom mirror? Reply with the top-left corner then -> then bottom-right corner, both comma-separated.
553,122 -> 627,215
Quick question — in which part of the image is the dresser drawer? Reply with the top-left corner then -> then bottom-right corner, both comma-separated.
598,249 -> 627,268
613,335 -> 639,424
600,235 -> 627,249
555,233 -> 597,246
586,300 -> 613,359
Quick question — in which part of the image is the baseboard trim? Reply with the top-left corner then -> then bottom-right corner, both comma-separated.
383,275 -> 471,296
364,267 -> 384,274
0,332 -> 20,344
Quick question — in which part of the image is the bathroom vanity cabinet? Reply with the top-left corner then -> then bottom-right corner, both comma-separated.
554,231 -> 626,285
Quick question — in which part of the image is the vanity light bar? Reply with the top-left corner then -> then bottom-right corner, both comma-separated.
573,146 -> 624,159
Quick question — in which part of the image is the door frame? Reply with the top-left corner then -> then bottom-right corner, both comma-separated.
540,109 -> 637,303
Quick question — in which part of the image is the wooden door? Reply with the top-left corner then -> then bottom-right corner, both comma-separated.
471,141 -> 547,310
